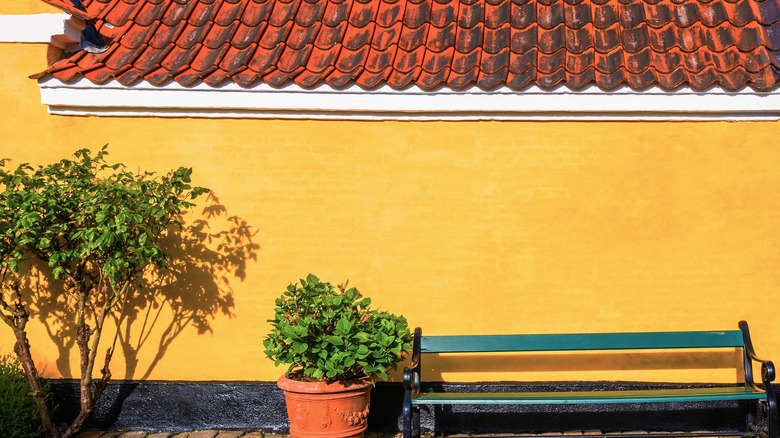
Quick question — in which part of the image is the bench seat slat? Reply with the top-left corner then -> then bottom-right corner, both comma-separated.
421,331 -> 745,354
412,386 -> 765,405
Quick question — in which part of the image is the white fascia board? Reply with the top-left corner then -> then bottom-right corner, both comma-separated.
0,14 -> 70,43
38,77 -> 780,121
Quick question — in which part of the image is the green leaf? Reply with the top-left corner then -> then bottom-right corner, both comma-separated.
325,335 -> 344,346
335,317 -> 353,335
355,345 -> 370,358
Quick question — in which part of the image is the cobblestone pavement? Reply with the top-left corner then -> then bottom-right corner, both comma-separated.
74,432 -> 747,438
75,432 -> 271,438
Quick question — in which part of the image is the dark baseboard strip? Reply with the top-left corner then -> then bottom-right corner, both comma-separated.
48,381 -> 774,434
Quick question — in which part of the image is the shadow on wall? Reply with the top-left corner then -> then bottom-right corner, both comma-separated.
26,193 -> 260,380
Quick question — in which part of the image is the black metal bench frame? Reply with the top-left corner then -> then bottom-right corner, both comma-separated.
402,320 -> 777,438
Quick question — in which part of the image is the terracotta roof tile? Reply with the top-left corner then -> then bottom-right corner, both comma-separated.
268,0 -> 301,26
119,21 -> 158,48
278,44 -> 312,71
177,21 -> 211,48
342,22 -> 373,49
428,22 -> 457,51
350,0 -> 381,27
417,66 -> 448,87
307,45 -> 339,74
356,69 -> 387,87
376,0 -> 405,26
161,42 -> 200,72
133,44 -> 169,70
404,0 -> 431,28
449,65 -> 478,87
204,22 -> 239,48
400,22 -> 428,50
430,1 -> 455,27
296,0 -> 327,26
336,44 -> 370,71
459,2 -> 483,28
42,0 -> 96,21
35,0 -> 780,91
386,67 -> 417,87
365,45 -> 395,70
249,41 -> 284,72
106,41 -> 143,68
259,21 -> 293,48
135,1 -> 168,25
215,0 -> 247,25
220,42 -> 257,71
316,21 -> 347,47
148,20 -> 185,48
161,1 -> 196,26
241,0 -> 274,26
372,21 -> 401,49
193,41 -> 231,69
190,1 -> 221,26
394,44 -> 425,72
233,21 -> 265,47
456,24 -> 482,52
233,66 -> 261,85
290,67 -> 321,86
100,1 -> 140,26
113,66 -> 145,84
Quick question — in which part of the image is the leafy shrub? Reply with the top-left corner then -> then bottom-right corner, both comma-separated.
0,354 -> 43,438
264,274 -> 412,382
1,147 -> 207,438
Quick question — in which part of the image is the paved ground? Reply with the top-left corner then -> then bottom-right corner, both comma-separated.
75,432 -> 269,438
73,431 -> 747,437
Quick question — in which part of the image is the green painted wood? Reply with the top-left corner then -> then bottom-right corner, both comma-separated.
420,330 -> 744,353
411,386 -> 765,405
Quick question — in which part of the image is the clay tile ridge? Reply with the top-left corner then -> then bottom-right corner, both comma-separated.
41,0 -> 96,21
32,0 -> 780,92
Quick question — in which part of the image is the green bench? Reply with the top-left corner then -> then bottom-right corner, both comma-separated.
402,321 -> 777,437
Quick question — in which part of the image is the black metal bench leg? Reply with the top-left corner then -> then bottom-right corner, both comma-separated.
403,388 -> 411,438
412,404 -> 420,438
768,389 -> 777,438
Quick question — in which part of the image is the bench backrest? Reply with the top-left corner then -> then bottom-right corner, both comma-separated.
420,330 -> 746,354
408,323 -> 765,392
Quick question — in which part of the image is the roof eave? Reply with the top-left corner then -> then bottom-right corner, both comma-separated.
36,76 -> 780,122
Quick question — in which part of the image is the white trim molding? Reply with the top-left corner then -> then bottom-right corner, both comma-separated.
0,13 -> 70,43
38,77 -> 780,121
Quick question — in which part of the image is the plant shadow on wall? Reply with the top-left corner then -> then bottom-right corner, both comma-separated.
0,147 -> 259,437
29,193 -> 259,382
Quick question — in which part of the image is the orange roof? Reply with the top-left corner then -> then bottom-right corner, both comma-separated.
33,0 -> 780,91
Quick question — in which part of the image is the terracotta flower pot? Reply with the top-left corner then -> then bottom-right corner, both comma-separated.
277,375 -> 373,438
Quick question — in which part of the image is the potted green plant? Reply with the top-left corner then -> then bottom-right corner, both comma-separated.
264,274 -> 412,438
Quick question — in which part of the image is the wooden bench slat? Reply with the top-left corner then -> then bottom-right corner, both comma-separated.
421,330 -> 745,353
412,386 -> 765,405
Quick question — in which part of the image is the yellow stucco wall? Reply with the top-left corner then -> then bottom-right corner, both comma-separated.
1,0 -> 59,14
1,33 -> 779,383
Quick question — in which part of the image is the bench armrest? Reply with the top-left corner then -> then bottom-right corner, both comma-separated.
403,327 -> 422,396
739,320 -> 776,387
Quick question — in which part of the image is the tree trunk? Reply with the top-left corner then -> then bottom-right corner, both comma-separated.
12,324 -> 60,438
61,290 -> 95,438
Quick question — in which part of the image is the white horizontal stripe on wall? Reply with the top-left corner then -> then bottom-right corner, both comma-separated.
0,14 -> 70,43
